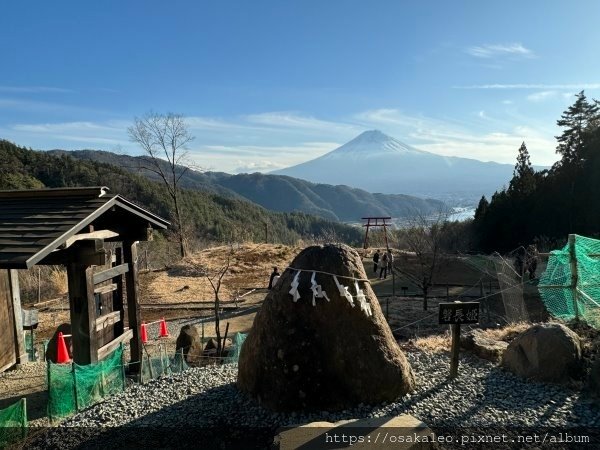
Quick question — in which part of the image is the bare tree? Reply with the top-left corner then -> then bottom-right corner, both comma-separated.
128,112 -> 194,258
394,212 -> 447,311
205,255 -> 231,357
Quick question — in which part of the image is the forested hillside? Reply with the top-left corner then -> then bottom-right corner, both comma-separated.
473,91 -> 600,252
0,140 -> 363,245
51,150 -> 447,221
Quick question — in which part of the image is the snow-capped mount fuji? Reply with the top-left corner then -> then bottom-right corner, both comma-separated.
317,129 -> 425,160
272,130 -> 515,203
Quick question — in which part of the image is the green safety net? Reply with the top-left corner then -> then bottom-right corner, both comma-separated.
224,333 -> 247,364
0,398 -> 27,447
47,346 -> 125,423
539,235 -> 600,328
139,345 -> 191,384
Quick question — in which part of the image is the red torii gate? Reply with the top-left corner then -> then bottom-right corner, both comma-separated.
361,217 -> 391,250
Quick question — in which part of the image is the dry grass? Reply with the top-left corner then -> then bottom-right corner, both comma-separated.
409,322 -> 532,354
478,322 -> 530,342
48,267 -> 68,295
140,243 -> 300,304
18,265 -> 68,305
411,332 -> 452,353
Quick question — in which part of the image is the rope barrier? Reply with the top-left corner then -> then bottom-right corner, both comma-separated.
391,313 -> 437,332
284,267 -> 371,283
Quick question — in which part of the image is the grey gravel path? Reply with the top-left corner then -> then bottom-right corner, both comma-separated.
27,351 -> 600,448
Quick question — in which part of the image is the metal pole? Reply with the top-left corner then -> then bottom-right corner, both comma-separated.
72,362 -> 79,411
569,234 -> 579,320
120,343 -> 127,391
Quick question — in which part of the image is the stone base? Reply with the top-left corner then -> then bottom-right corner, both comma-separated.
461,329 -> 508,362
273,415 -> 434,449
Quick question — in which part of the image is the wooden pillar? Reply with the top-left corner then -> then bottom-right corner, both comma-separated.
124,241 -> 142,372
383,222 -> 389,251
8,270 -> 26,364
113,247 -> 125,338
449,323 -> 460,379
67,264 -> 98,365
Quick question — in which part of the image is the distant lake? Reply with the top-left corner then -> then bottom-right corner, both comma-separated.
448,207 -> 476,222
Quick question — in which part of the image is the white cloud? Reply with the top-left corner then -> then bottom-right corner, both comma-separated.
244,111 -> 357,133
502,100 -> 513,105
0,85 -> 74,94
233,160 -> 284,173
187,141 -> 340,173
526,91 -> 558,102
466,43 -> 534,59
12,121 -> 126,133
456,83 -> 600,90
7,106 -> 561,173
353,108 -> 557,165
0,97 -> 104,115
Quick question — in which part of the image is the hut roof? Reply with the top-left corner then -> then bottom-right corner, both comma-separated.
0,187 -> 169,269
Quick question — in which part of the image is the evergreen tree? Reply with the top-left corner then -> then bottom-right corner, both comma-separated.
555,91 -> 600,166
508,142 -> 536,195
474,195 -> 489,221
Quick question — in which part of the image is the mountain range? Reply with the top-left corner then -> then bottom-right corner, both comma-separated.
273,130 -> 518,204
0,140 -> 363,245
49,150 -> 447,221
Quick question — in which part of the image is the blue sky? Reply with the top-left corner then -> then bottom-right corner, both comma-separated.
1,0 -> 599,173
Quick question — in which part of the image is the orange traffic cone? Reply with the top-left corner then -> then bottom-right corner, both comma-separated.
141,322 -> 148,343
159,318 -> 169,338
56,332 -> 71,364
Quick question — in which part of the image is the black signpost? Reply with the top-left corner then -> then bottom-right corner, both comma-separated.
439,301 -> 479,378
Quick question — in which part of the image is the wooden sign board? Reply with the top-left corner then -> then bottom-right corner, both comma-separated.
439,302 -> 480,325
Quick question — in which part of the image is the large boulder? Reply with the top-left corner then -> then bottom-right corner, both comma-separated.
238,244 -> 415,411
175,325 -> 203,366
460,329 -> 508,362
502,323 -> 582,383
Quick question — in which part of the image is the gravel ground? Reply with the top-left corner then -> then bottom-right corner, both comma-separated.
25,351 -> 600,448
0,362 -> 49,427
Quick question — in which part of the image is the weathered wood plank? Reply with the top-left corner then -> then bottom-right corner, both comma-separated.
124,241 -> 142,372
94,283 -> 117,295
95,310 -> 121,330
67,264 -> 98,365
62,230 -> 119,249
93,264 -> 129,285
97,328 -> 132,361
0,270 -> 17,370
8,270 -> 26,364
0,186 -> 108,199
113,247 -> 125,337
0,239 -> 55,247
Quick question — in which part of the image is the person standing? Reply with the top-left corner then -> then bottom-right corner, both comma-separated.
379,251 -> 388,279
387,249 -> 394,274
268,267 -> 280,289
372,250 -> 380,275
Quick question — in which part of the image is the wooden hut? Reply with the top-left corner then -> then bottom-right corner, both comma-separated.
0,187 -> 169,371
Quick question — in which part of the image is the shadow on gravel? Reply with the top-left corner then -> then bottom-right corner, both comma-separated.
26,383 -> 278,450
